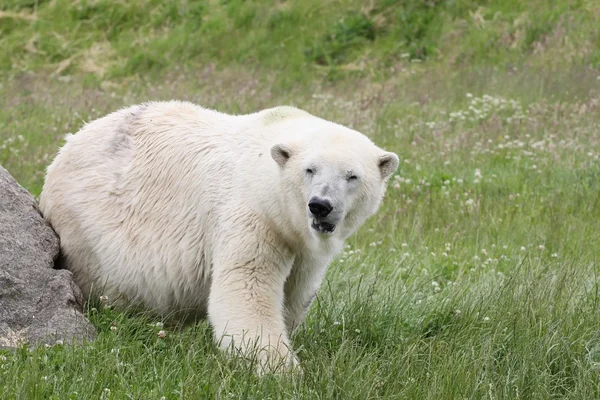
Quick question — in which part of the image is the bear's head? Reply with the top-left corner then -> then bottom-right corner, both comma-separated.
270,115 -> 398,241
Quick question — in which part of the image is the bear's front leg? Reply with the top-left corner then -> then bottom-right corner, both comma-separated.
208,230 -> 297,374
284,254 -> 330,334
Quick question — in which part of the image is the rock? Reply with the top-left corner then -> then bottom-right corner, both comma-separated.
0,165 -> 96,348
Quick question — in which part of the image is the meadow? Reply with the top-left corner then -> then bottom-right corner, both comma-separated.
1,1 -> 599,398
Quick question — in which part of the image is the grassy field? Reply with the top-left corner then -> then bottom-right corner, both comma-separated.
1,0 -> 600,398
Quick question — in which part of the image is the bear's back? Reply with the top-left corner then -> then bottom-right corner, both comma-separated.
39,101 -> 256,312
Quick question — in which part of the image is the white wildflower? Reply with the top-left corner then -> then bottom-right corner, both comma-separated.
465,198 -> 476,212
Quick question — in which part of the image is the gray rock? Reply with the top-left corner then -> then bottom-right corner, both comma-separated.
0,165 -> 96,348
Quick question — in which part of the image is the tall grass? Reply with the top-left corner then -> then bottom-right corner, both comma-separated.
1,0 -> 598,81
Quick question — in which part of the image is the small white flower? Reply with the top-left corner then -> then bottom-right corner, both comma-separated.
55,339 -> 64,346
401,242 -> 408,248
538,244 -> 545,250
551,253 -> 558,258
155,322 -> 164,328
481,249 -> 487,256
110,326 -> 118,332
520,246 -> 526,252
157,330 -> 167,339
483,317 -> 490,322
99,295 -> 109,305
474,169 -> 483,179
355,329 -> 361,334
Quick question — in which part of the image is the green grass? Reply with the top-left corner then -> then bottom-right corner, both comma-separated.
1,0 -> 600,398
1,0 -> 599,83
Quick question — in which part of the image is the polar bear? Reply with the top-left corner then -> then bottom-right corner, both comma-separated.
39,101 -> 398,372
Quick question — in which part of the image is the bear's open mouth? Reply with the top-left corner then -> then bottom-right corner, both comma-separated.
311,220 -> 336,234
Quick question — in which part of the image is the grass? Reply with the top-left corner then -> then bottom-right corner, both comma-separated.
1,0 -> 600,398
1,0 -> 599,83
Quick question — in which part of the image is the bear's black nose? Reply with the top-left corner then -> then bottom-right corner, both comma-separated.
309,197 -> 333,218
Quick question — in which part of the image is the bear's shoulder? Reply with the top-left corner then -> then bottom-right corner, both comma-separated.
259,106 -> 312,126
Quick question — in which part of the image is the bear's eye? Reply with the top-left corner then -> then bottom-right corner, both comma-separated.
306,168 -> 315,175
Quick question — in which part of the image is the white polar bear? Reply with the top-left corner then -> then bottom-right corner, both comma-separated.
39,101 -> 398,372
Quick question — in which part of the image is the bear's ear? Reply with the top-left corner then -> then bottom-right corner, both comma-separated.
378,152 -> 399,179
271,144 -> 292,167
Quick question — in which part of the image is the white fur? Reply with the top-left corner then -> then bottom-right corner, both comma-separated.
39,101 -> 398,372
